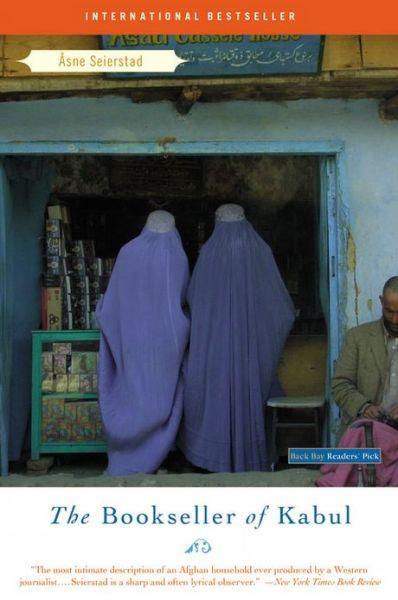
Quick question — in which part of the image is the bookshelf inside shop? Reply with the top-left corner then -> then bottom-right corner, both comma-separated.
31,201 -> 113,460
31,330 -> 106,459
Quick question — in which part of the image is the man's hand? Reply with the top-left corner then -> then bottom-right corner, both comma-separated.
388,405 -> 398,421
362,405 -> 381,420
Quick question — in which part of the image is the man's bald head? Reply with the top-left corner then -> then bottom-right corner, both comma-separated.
380,277 -> 398,336
383,276 -> 398,296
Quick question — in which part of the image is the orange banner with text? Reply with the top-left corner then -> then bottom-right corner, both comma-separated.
1,0 -> 398,34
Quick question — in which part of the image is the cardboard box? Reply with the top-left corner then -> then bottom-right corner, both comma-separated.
61,280 -> 73,330
55,375 -> 68,393
69,240 -> 85,257
41,374 -> 54,392
82,422 -> 97,441
76,402 -> 92,422
46,256 -> 67,277
86,257 -> 103,278
64,402 -> 77,421
70,275 -> 90,296
90,401 -> 101,421
52,343 -> 72,355
41,397 -> 53,419
46,219 -> 62,238
79,374 -> 92,393
53,354 -> 68,374
47,204 -> 63,220
71,352 -> 97,374
88,279 -> 101,310
46,237 -> 62,256
41,419 -> 59,443
71,423 -> 86,441
57,421 -> 72,441
72,311 -> 91,330
67,374 -> 80,393
41,352 -> 53,373
66,256 -> 86,275
49,398 -> 65,418
47,204 -> 71,224
42,287 -> 62,330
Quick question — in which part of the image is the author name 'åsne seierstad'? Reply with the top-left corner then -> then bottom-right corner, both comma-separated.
49,504 -> 352,527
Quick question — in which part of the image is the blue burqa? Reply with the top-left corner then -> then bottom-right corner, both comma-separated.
178,204 -> 295,472
96,211 -> 190,475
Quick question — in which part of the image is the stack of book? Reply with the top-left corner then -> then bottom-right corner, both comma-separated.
41,343 -> 98,394
42,202 -> 115,330
41,343 -> 103,443
41,397 -> 104,443
42,205 -> 70,330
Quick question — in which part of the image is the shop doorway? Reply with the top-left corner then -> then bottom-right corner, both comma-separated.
0,142 -> 344,476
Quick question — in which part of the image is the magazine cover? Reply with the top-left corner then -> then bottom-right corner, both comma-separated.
0,1 -> 398,598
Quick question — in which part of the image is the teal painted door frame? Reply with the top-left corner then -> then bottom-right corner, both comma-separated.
0,162 -> 12,476
319,155 -> 347,445
0,139 -> 346,474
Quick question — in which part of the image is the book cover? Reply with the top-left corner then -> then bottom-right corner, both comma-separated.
1,2 -> 398,600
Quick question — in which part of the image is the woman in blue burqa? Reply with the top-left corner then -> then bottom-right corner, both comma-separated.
178,204 -> 295,472
96,210 -> 190,475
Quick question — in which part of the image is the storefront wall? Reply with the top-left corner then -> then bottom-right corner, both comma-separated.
1,95 -> 397,325
0,95 -> 397,469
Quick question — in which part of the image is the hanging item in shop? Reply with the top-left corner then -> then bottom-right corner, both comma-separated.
178,203 -> 296,473
96,210 -> 190,476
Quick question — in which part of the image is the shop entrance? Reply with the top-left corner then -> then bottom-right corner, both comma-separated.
0,142 -> 344,476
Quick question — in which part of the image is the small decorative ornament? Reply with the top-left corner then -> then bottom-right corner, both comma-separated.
184,538 -> 212,554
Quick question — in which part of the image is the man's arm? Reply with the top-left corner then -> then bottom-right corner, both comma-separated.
332,327 -> 370,421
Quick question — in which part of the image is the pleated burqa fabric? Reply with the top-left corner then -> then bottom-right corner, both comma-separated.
178,204 -> 295,472
96,211 -> 190,475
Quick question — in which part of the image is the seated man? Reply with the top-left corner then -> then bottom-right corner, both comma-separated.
332,276 -> 398,436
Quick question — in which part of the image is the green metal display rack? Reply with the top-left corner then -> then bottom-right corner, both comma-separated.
31,329 -> 107,460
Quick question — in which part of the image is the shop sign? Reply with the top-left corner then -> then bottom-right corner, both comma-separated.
101,35 -> 324,78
